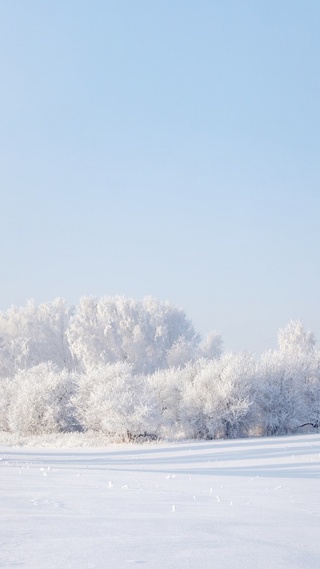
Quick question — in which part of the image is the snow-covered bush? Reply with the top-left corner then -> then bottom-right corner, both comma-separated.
251,321 -> 319,436
293,351 -> 320,429
254,351 -> 309,436
0,377 -> 12,431
5,363 -> 76,435
181,353 -> 255,439
147,362 -> 201,437
72,362 -> 161,440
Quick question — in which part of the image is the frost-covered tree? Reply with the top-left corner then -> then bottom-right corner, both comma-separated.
253,321 -> 318,436
0,377 -> 12,431
300,355 -> 320,429
147,362 -> 201,437
5,363 -> 75,435
0,298 -> 73,378
181,353 -> 255,439
0,335 -> 27,379
68,296 -> 200,373
72,362 -> 161,440
254,350 -> 308,436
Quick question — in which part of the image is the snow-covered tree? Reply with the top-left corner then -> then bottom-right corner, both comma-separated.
72,362 -> 161,440
68,296 -> 200,373
6,363 -> 75,435
254,350 -> 308,436
292,349 -> 320,430
0,377 -> 12,431
181,353 -> 255,439
147,362 -> 201,437
253,322 -> 318,436
0,298 -> 74,378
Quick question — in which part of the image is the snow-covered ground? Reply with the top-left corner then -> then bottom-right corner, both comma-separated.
1,434 -> 320,569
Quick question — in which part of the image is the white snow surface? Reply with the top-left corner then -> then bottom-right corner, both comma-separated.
1,434 -> 320,569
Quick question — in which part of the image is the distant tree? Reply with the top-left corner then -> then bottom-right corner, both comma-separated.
278,320 -> 315,355
166,337 -> 196,368
164,330 -> 223,368
198,331 -> 223,360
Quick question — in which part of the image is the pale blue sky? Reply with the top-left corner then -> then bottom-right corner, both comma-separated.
1,1 -> 319,353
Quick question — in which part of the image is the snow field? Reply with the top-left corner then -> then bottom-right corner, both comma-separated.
1,434 -> 320,569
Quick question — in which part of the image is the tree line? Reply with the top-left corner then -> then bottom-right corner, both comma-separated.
0,296 -> 319,440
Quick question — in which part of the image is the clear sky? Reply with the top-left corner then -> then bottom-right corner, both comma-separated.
1,1 -> 319,354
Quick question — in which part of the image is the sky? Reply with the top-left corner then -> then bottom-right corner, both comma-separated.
0,0 -> 319,354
